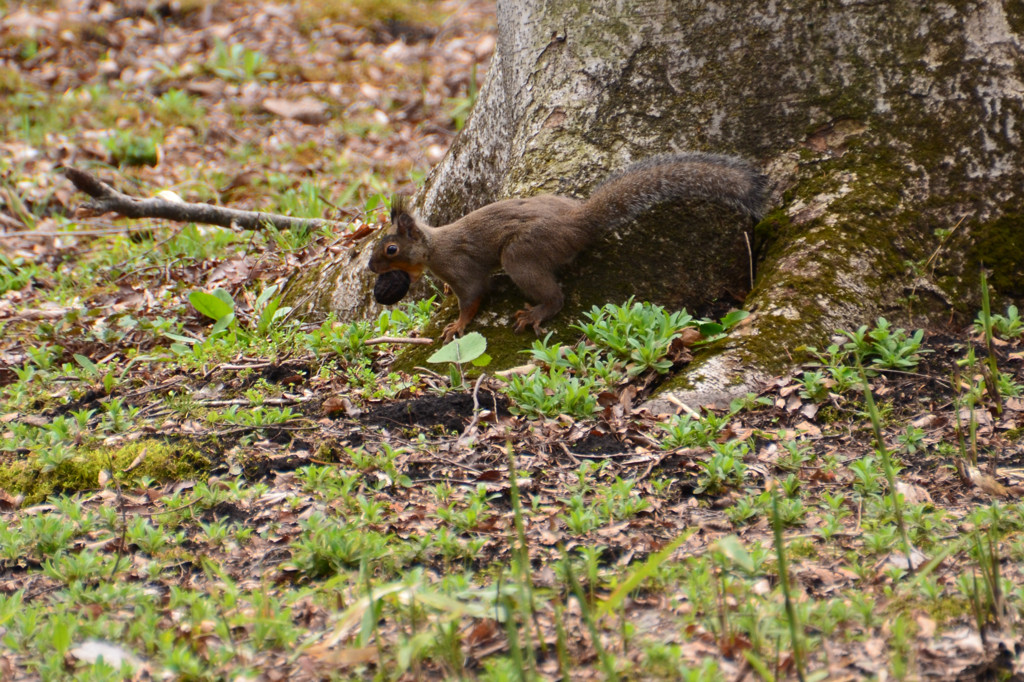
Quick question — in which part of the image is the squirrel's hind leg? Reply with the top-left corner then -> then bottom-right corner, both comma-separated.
503,260 -> 565,333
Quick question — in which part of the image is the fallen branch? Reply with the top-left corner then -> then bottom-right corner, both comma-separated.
363,336 -> 434,345
63,167 -> 350,232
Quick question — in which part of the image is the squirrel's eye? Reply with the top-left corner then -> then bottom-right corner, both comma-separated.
386,244 -> 399,256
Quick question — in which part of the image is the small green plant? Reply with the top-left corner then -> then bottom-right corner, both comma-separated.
427,332 -> 490,389
103,130 -> 161,167
695,442 -> 749,494
896,425 -> 926,454
206,40 -> 277,82
187,288 -> 236,335
796,370 -> 830,402
574,298 -> 694,376
725,493 -> 762,525
305,318 -> 373,364
859,365 -> 915,573
775,437 -> 815,471
0,253 -> 39,293
507,302 -> 747,418
375,297 -> 435,337
561,494 -> 602,535
728,392 -> 773,413
849,455 -> 884,497
842,318 -> 929,371
770,488 -> 807,681
287,513 -> 393,578
42,549 -> 118,584
154,88 -> 206,125
504,367 -> 598,418
657,412 -> 728,449
974,304 -> 1023,340
253,284 -> 294,335
274,179 -> 331,221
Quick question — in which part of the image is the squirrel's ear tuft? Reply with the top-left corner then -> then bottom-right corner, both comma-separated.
390,195 -> 409,223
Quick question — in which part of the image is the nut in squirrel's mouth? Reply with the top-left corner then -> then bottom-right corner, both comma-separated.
374,270 -> 412,305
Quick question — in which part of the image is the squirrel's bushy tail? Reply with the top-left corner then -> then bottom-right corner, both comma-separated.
580,152 -> 768,235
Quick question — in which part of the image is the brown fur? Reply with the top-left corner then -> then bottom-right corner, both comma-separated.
368,153 -> 767,340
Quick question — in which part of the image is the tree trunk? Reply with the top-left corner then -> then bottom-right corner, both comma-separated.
323,0 -> 1024,406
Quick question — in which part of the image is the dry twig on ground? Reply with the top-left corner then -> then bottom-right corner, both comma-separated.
64,167 -> 349,232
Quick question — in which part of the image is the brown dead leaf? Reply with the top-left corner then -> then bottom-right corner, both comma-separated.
792,421 -> 821,437
895,480 -> 931,505
466,619 -> 500,646
124,447 -> 148,473
967,466 -> 1010,497
677,327 -> 702,347
0,488 -> 22,510
262,97 -> 329,123
322,396 -> 355,417
916,613 -> 937,638
800,401 -> 820,419
206,257 -> 252,287
305,644 -> 379,667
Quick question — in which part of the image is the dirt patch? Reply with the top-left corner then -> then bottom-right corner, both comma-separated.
362,391 -> 511,433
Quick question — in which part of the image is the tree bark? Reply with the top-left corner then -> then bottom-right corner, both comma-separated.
329,0 -> 1024,406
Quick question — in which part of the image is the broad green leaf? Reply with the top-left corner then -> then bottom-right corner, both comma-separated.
254,284 -> 279,310
720,309 -> 749,330
712,534 -> 755,574
209,287 -> 234,306
164,333 -> 197,345
210,313 -> 235,336
697,321 -> 724,337
189,290 -> 234,321
257,298 -> 280,334
428,332 -> 487,364
73,354 -> 98,374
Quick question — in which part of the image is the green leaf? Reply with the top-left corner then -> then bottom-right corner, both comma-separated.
428,332 -> 487,365
257,298 -> 280,334
720,309 -> 749,330
164,333 -> 197,345
210,313 -> 235,336
471,353 -> 492,367
189,290 -> 234,321
697,321 -> 724,337
601,530 -> 694,614
254,284 -> 279,310
713,535 -> 755,574
73,354 -> 98,374
212,288 -> 234,307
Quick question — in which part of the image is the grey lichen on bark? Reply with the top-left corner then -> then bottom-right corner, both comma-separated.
321,0 -> 1024,408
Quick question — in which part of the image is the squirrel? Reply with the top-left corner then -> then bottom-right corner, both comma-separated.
368,153 -> 767,341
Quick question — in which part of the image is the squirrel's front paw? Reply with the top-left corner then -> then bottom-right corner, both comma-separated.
513,307 -> 545,335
